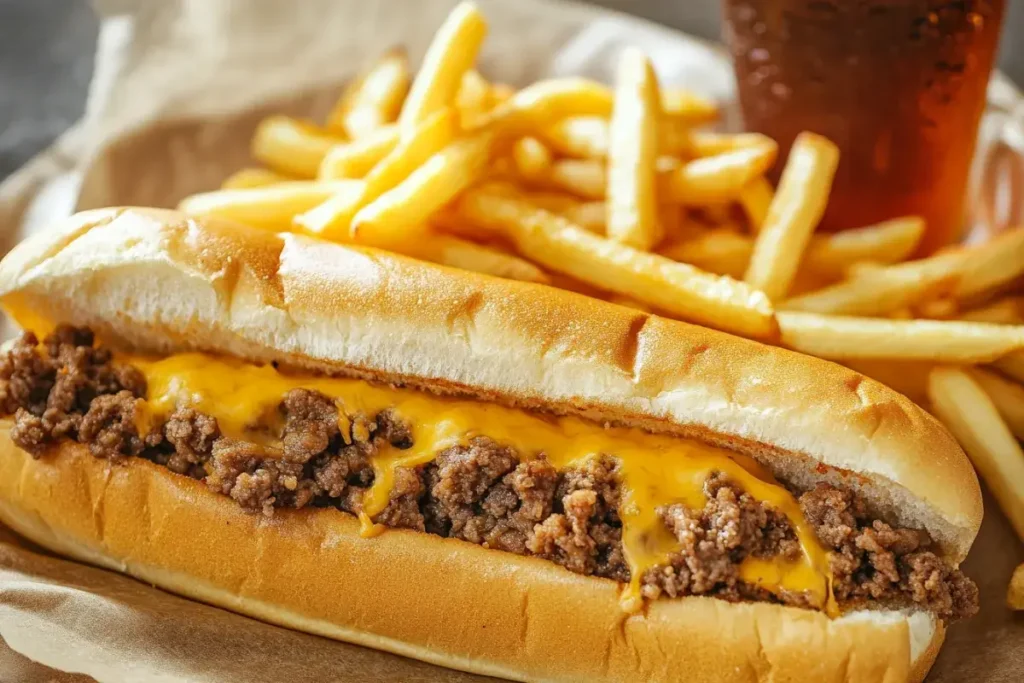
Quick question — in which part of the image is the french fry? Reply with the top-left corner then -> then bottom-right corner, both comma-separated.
846,262 -> 886,278
178,181 -> 361,231
659,120 -> 693,159
738,177 -> 774,234
656,155 -> 683,176
509,193 -> 607,234
318,125 -> 400,179
660,88 -> 719,124
683,132 -> 777,158
541,116 -> 609,158
952,227 -> 1024,300
454,188 -> 778,340
512,137 -> 553,182
800,216 -> 925,278
663,142 -> 778,205
489,82 -> 516,106
478,78 -> 613,135
928,367 -> 1024,541
363,109 -> 460,195
399,1 -> 487,131
659,221 -> 923,283
540,116 -> 688,159
835,231 -> 1024,307
660,229 -> 752,279
455,69 -> 492,127
220,167 -> 293,190
327,77 -> 363,133
328,49 -> 411,138
415,234 -> 550,283
251,116 -> 345,178
547,160 -> 606,200
1010,564 -> 1024,610
521,191 -> 580,215
744,133 -> 840,301
968,367 -> 1024,441
960,297 -> 1024,325
427,208 -> 484,242
563,201 -> 606,234
606,48 -> 662,250
292,183 -> 369,239
480,155 -> 518,184
778,312 -> 1024,362
352,132 -> 494,248
842,359 -> 934,406
318,95 -> 460,237
780,250 -> 966,316
540,156 -> 741,202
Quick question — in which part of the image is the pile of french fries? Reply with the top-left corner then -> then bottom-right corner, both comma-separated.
177,2 -> 1024,606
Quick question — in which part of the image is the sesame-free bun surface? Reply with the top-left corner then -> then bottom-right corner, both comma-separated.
0,207 -> 981,681
0,207 -> 982,559
0,433 -> 943,683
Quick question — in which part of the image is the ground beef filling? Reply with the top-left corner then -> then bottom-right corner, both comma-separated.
800,484 -> 979,620
0,326 -> 978,620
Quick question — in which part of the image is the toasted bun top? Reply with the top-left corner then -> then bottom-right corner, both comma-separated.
0,208 -> 982,560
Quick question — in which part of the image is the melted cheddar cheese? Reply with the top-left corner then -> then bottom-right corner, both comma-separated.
131,352 -> 833,612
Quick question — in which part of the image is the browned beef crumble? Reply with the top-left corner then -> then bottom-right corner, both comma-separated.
0,325 -> 978,621
2,327 -> 146,457
800,484 -> 978,620
640,472 -> 811,607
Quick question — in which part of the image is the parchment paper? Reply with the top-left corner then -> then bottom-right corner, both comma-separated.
0,0 -> 1021,680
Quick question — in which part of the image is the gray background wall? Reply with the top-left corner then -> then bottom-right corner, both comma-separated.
0,0 -> 1020,180
592,0 -> 1023,85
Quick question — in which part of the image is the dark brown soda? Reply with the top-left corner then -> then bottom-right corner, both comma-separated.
723,0 -> 1006,254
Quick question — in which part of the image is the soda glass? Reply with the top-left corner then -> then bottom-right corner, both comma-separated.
722,1 -> 1007,254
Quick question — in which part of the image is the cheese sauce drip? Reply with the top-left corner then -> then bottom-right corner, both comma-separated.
132,352 -> 833,612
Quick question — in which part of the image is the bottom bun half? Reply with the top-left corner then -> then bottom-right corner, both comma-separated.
0,425 -> 942,683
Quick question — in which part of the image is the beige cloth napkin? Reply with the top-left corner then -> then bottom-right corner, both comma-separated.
0,0 -> 1020,680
